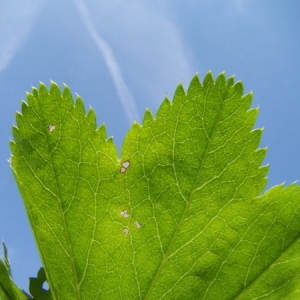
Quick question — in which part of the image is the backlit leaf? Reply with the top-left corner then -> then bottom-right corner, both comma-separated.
10,73 -> 300,299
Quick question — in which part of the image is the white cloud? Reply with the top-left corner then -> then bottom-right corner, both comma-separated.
73,0 -> 139,124
0,1 -> 46,72
73,1 -> 193,117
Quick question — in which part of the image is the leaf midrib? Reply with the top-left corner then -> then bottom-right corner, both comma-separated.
235,206 -> 300,299
144,83 -> 228,299
41,98 -> 81,300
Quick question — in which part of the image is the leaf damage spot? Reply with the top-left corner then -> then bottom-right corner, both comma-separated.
120,160 -> 130,173
134,221 -> 141,229
120,210 -> 130,218
123,228 -> 129,235
48,124 -> 55,132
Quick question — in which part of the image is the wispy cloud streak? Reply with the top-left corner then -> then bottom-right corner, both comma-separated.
73,0 -> 139,124
0,35 -> 21,71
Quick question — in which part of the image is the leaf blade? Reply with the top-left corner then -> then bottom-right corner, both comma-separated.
10,73 -> 300,299
11,82 -> 120,299
0,244 -> 28,300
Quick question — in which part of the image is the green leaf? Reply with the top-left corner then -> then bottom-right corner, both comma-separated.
0,243 -> 29,300
2,242 -> 11,276
10,73 -> 300,299
29,268 -> 52,300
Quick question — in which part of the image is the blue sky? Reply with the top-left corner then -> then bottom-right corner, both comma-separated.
1,0 -> 300,292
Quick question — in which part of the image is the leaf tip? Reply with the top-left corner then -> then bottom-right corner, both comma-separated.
218,71 -> 227,79
233,80 -> 245,95
38,80 -> 46,86
21,99 -> 28,109
203,71 -> 214,85
25,90 -> 31,97
227,75 -> 235,86
156,97 -> 171,118
173,83 -> 186,104
98,122 -> 107,138
191,73 -> 201,83
62,83 -> 73,99
142,108 -> 154,125
62,82 -> 70,88
49,79 -> 58,86
187,74 -> 202,93
87,106 -> 96,126
216,72 -> 227,85
49,81 -> 62,97
38,81 -> 48,93
75,96 -> 86,114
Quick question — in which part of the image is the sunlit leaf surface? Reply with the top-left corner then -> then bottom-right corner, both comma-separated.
10,73 -> 300,299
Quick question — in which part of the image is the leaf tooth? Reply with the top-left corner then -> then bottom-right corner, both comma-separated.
9,140 -> 16,152
247,128 -> 264,154
31,86 -> 38,98
156,97 -> 171,118
215,72 -> 226,86
20,100 -> 28,116
38,82 -> 49,98
187,76 -> 202,102
133,119 -> 142,127
75,96 -> 86,115
203,70 -> 214,85
260,164 -> 269,179
121,121 -> 141,156
142,108 -> 154,126
290,180 -> 299,187
227,75 -> 235,86
11,126 -> 20,147
49,81 -> 61,97
106,136 -> 117,153
15,111 -> 23,128
246,107 -> 259,129
8,154 -> 15,173
243,91 -> 254,104
98,123 -> 107,140
232,80 -> 244,97
25,91 -> 35,107
254,147 -> 268,167
265,183 -> 286,198
62,84 -> 75,107
129,120 -> 142,134
172,83 -> 186,105
187,74 -> 202,94
240,93 -> 253,114
252,150 -> 269,192
86,108 -> 96,129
